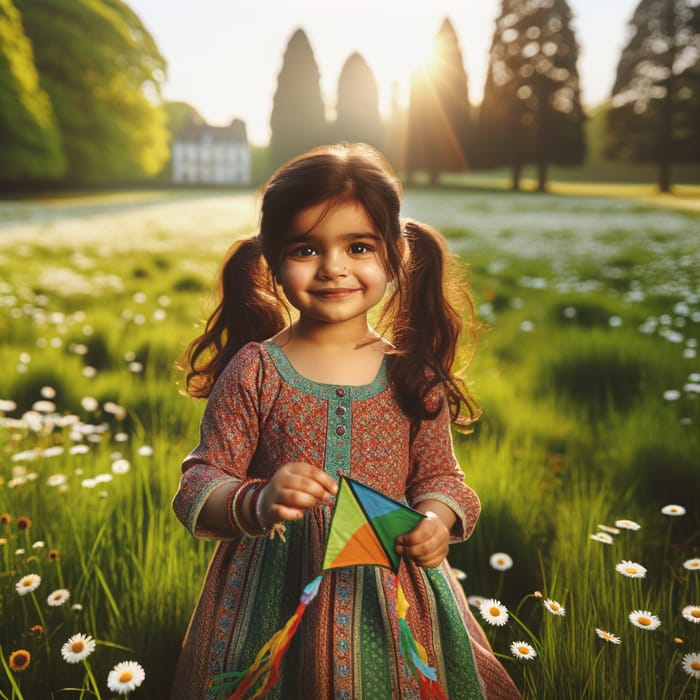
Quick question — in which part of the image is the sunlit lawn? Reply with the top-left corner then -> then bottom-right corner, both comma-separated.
0,186 -> 698,698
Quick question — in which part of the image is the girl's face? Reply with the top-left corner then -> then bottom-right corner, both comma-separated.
278,200 -> 389,332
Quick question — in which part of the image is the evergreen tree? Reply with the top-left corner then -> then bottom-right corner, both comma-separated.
384,81 -> 408,175
333,52 -> 383,149
15,0 -> 169,183
0,0 -> 64,182
406,18 -> 471,184
269,28 -> 327,170
477,0 -> 585,191
605,0 -> 700,192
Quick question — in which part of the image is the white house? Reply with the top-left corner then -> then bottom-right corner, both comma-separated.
171,118 -> 251,185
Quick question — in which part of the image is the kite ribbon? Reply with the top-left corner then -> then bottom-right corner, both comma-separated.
396,577 -> 448,700
210,574 -> 323,700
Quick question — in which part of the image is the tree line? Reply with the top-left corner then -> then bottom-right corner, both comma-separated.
2,0 -> 699,192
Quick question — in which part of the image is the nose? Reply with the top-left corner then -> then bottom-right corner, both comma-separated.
317,252 -> 348,279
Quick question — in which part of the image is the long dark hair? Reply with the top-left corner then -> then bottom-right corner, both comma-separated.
181,142 -> 480,425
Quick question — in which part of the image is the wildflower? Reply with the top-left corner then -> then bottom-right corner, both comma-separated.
682,653 -> 700,679
595,628 -> 622,645
47,473 -> 68,487
615,560 -> 647,578
674,637 -> 684,645
615,519 -> 641,531
467,595 -> 485,608
47,589 -> 71,607
9,649 -> 31,672
510,641 -> 537,660
0,513 -> 12,525
489,552 -> 513,571
662,504 -> 686,516
138,445 -> 154,457
450,566 -> 467,581
479,599 -> 509,626
684,558 -> 700,571
107,660 -> 146,694
48,548 -> 60,560
15,573 -> 41,595
71,603 -> 84,612
61,633 -> 96,663
629,610 -> 661,630
589,532 -> 614,544
16,515 -> 31,531
81,396 -> 99,412
598,524 -> 620,534
533,591 -> 543,599
682,605 -> 700,624
30,625 -> 44,637
32,540 -> 45,549
543,599 -> 566,616
111,459 -> 130,475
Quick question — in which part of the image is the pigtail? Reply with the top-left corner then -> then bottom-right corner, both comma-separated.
180,235 -> 286,398
387,219 -> 481,428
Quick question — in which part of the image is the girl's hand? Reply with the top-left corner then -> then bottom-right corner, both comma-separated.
394,512 -> 450,568
259,462 -> 337,526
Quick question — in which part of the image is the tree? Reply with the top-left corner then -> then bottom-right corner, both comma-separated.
333,52 -> 383,149
605,0 -> 700,193
406,18 -> 472,184
165,101 -> 205,139
0,0 -> 64,183
476,0 -> 586,191
269,28 -> 327,170
15,0 -> 169,183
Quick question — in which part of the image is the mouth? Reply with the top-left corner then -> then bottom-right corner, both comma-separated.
311,288 -> 358,299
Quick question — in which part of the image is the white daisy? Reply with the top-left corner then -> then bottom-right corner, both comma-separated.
47,589 -> 70,607
61,633 -> 96,663
489,552 -> 513,571
598,524 -> 620,534
628,610 -> 661,631
107,660 -> 146,694
682,652 -> 700,679
467,595 -> 485,608
111,459 -> 130,475
615,560 -> 647,578
510,641 -> 536,660
683,558 -> 700,571
15,574 -> 41,596
595,628 -> 622,644
589,532 -> 614,544
681,605 -> 700,624
479,598 -> 509,626
543,599 -> 566,616
615,519 -> 641,531
661,504 -> 686,516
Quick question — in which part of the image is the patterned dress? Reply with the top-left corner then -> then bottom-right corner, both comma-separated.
172,341 -> 521,700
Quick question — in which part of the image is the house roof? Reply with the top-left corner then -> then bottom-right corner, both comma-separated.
175,118 -> 248,144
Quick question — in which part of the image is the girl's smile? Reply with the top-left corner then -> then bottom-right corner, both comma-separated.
278,199 -> 389,331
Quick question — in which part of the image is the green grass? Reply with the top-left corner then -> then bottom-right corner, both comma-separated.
0,188 -> 698,698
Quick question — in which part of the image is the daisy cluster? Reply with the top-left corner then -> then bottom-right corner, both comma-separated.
468,505 -> 700,684
3,513 -> 147,695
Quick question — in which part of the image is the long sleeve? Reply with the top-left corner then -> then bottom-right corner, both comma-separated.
172,344 -> 264,538
406,392 -> 481,542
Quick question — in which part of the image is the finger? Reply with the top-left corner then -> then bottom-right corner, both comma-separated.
286,463 -> 338,497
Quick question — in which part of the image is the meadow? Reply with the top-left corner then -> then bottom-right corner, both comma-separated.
0,185 -> 698,699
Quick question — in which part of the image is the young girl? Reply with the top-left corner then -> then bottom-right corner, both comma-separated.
172,143 -> 520,699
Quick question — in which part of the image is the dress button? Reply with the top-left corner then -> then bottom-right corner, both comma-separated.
336,425 -> 346,436
336,388 -> 346,397
336,406 -> 347,416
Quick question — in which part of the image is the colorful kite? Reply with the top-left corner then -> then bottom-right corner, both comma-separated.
211,476 -> 447,700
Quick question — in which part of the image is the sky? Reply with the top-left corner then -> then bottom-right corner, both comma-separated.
127,0 -> 641,146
